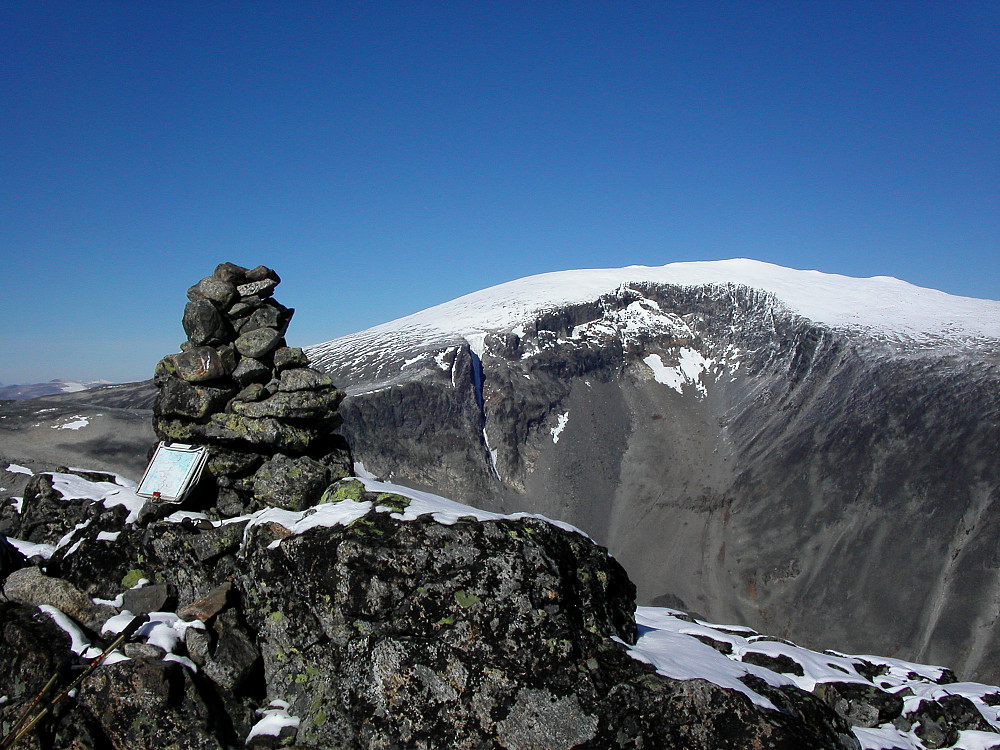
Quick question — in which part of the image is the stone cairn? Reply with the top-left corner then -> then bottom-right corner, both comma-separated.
152,263 -> 352,517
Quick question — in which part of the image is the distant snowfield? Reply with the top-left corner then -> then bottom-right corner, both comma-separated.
309,260 -> 1000,361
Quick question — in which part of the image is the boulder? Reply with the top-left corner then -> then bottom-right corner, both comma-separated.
182,299 -> 228,346
173,346 -> 229,382
278,367 -> 334,392
232,508 -> 857,748
252,454 -> 329,510
235,327 -> 283,359
3,567 -> 115,631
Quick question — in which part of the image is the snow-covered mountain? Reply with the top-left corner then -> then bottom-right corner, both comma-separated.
307,259 -> 1000,683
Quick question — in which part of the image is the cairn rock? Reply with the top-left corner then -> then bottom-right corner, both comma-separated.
278,367 -> 334,392
234,327 -> 283,359
183,298 -> 229,346
173,346 -> 230,382
252,454 -> 329,511
188,276 -> 237,308
232,356 -> 271,386
273,346 -> 309,371
152,264 -> 352,517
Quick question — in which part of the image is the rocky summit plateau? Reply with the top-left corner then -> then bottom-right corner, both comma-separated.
1,259 -> 1000,749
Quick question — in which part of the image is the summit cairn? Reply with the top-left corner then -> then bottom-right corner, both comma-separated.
151,263 -> 352,516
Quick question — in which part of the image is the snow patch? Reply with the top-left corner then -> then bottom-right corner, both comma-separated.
53,415 -> 89,430
246,700 -> 300,744
6,464 -> 32,476
643,348 -> 712,397
6,537 -> 56,559
49,472 -> 148,524
550,412 -> 569,443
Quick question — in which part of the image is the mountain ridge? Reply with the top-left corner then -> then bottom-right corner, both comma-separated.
306,260 -> 1000,684
308,259 -> 1000,379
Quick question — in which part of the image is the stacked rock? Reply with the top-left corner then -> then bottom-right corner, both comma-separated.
152,263 -> 352,516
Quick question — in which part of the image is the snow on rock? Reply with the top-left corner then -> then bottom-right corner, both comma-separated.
357,476 -> 592,538
631,607 -> 1000,750
551,411 -> 569,443
49,471 -> 146,524
6,464 -> 33,476
246,700 -> 300,744
308,260 -> 1000,371
6,537 -> 56,560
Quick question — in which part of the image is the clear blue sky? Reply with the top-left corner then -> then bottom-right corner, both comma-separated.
2,1 -> 998,385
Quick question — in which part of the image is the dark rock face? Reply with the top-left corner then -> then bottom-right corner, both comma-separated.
152,263 -> 351,515
233,508 -> 863,749
0,479 -> 864,749
309,281 -> 1000,683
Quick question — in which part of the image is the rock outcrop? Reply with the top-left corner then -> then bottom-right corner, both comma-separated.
152,263 -> 352,516
0,469 -> 876,749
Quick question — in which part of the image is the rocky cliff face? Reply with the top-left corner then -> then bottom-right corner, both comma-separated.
307,266 -> 1000,683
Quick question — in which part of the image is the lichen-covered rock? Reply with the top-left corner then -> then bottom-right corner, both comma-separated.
229,389 -> 342,421
252,454 -> 330,511
278,367 -> 334,392
156,375 -> 235,418
188,275 -> 237,308
77,658 -> 227,749
230,509 -> 856,749
231,355 -> 272,386
183,298 -> 229,346
0,472 -> 91,545
273,346 -> 310,371
235,327 -> 283,359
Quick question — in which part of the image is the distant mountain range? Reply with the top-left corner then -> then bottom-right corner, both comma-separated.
0,378 -> 113,400
307,259 -> 1000,682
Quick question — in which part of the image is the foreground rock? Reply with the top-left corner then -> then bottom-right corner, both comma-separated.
0,470 -> 896,748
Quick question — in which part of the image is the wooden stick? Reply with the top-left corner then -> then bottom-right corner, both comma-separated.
1,614 -> 149,749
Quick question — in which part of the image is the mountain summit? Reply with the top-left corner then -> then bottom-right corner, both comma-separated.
308,260 -> 1000,683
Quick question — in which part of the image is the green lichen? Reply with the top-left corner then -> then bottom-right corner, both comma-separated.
322,479 -> 366,503
455,589 -> 480,609
374,493 -> 411,513
348,516 -> 384,536
437,616 -> 455,626
269,611 -> 284,621
121,569 -> 145,588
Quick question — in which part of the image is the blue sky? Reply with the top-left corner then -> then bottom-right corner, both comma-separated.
2,1 -> 998,384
